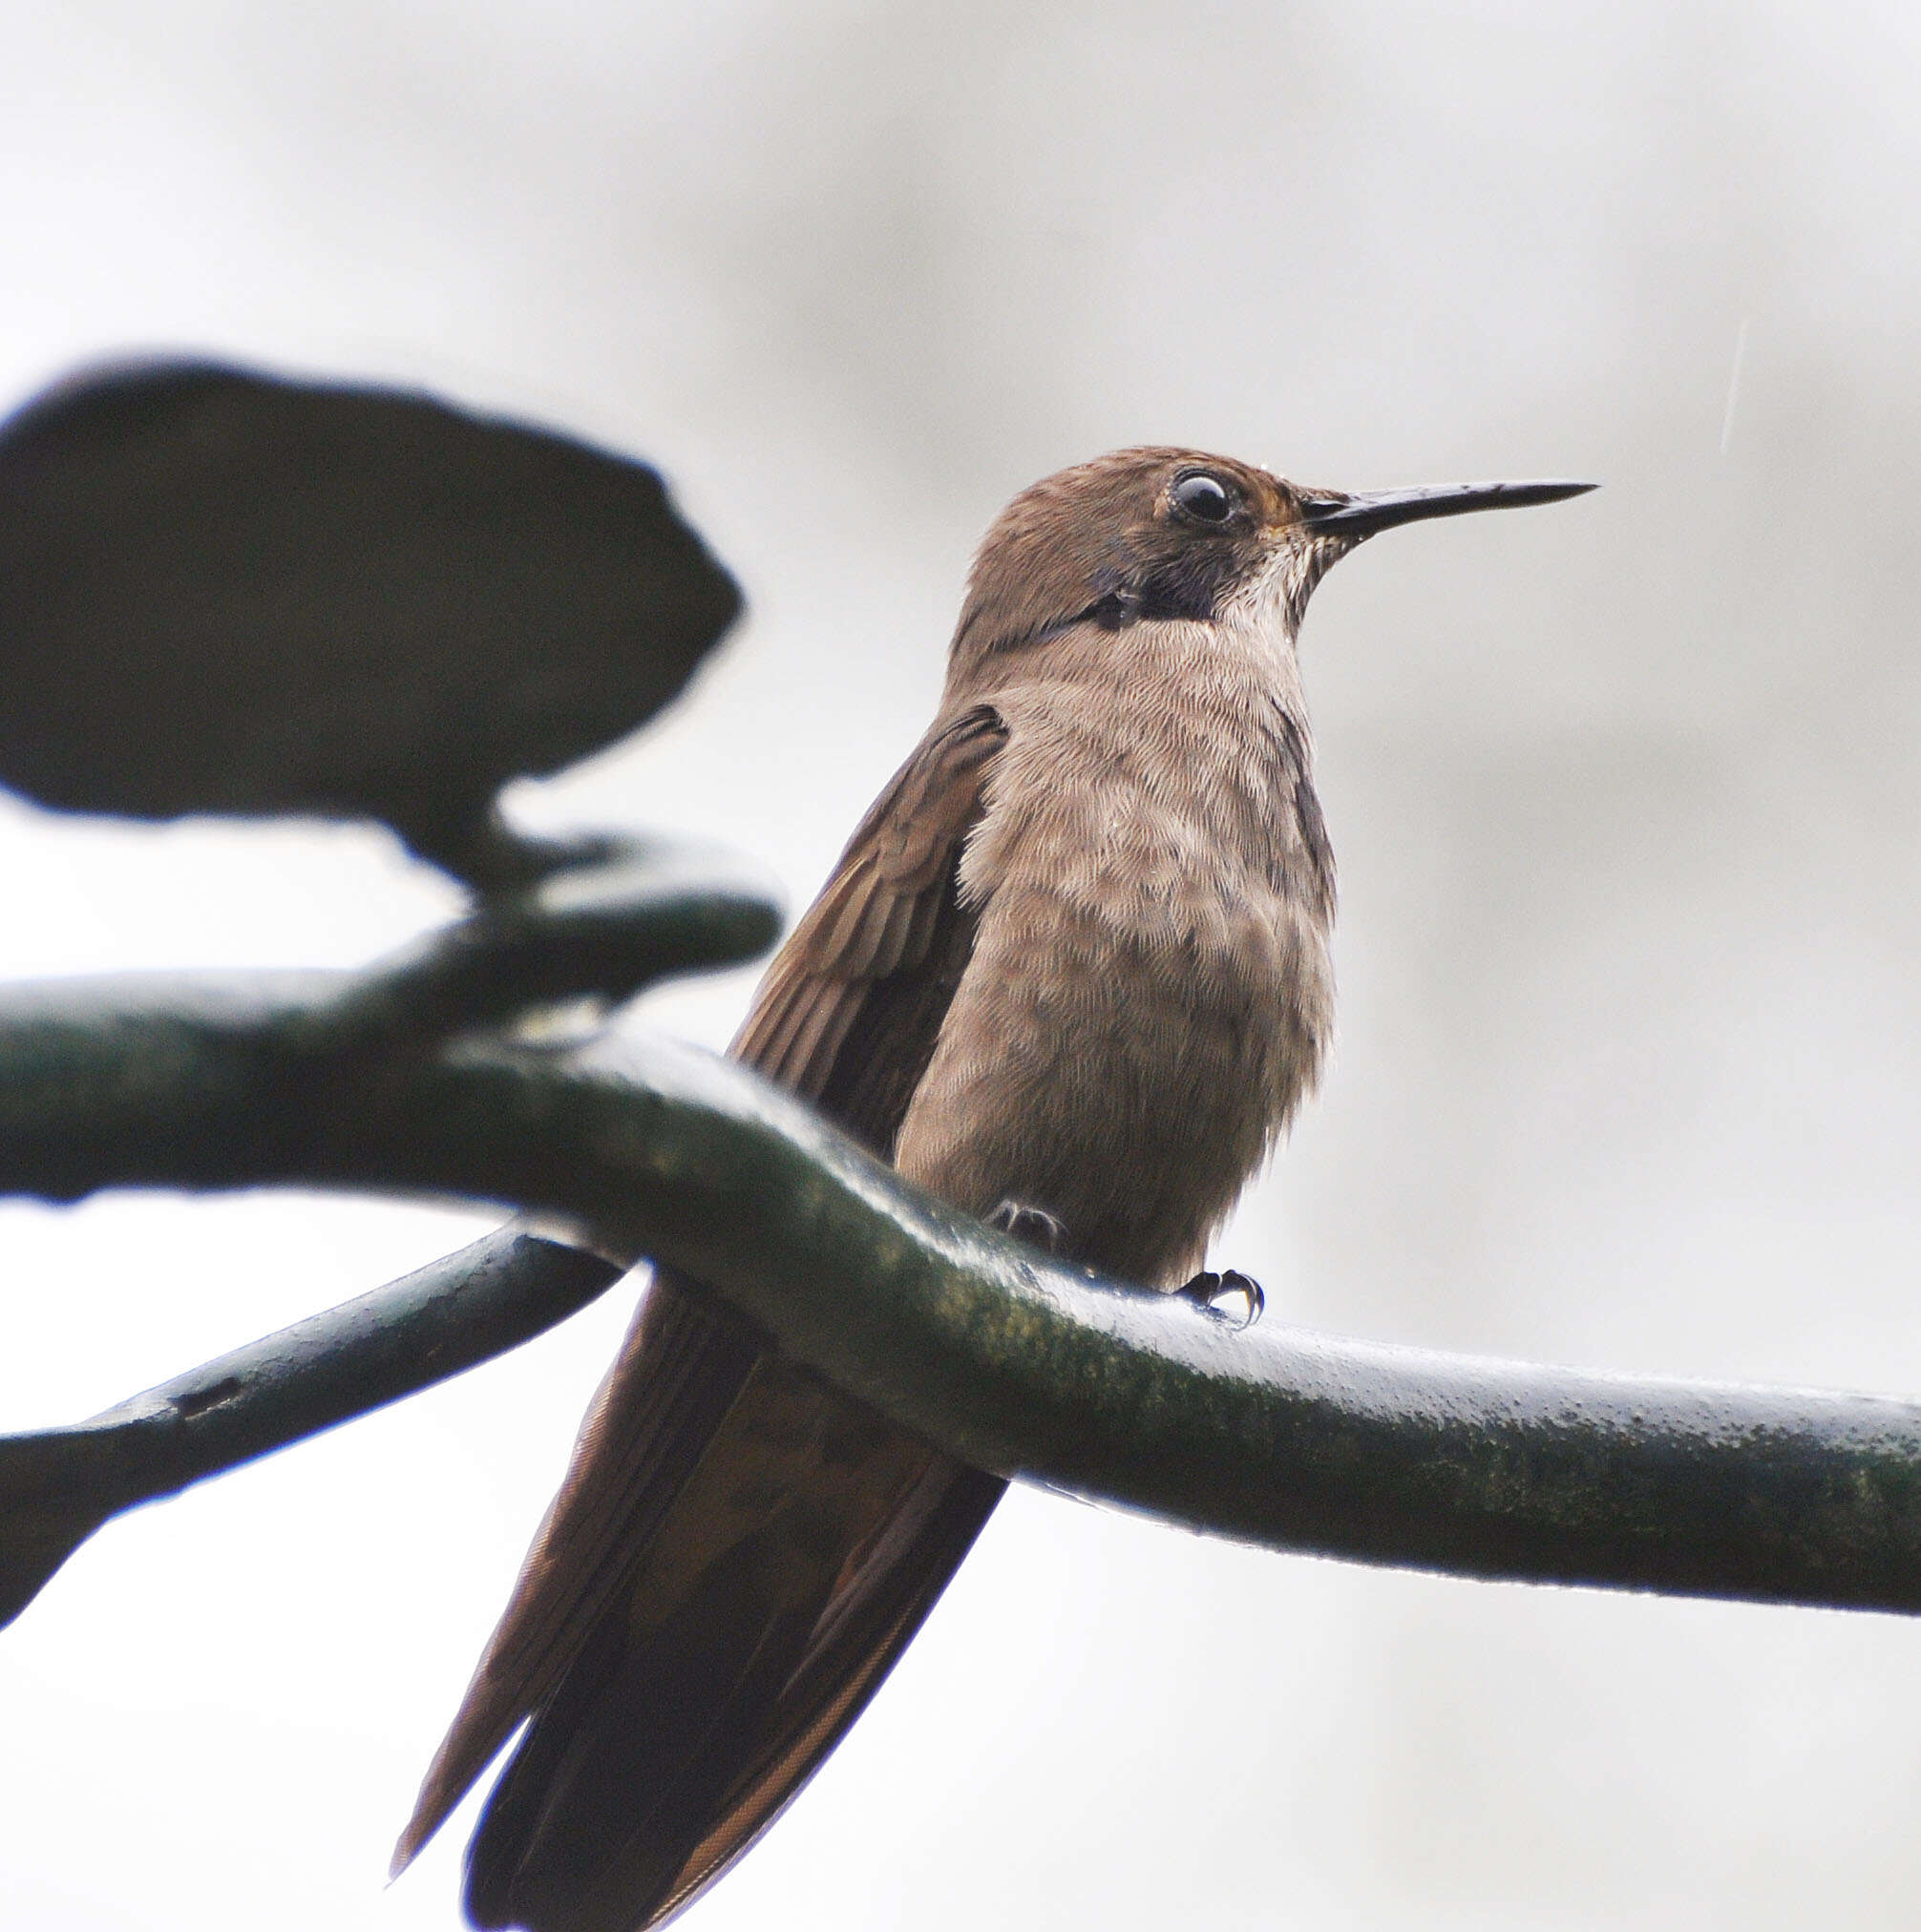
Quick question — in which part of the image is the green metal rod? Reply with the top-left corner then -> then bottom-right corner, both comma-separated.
0,1229 -> 621,1629
0,829 -> 775,1628
4,974 -> 1921,1617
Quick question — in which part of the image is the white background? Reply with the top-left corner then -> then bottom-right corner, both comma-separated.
5,4 -> 1921,1926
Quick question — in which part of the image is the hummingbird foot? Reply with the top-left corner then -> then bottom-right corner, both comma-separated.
989,1201 -> 1066,1254
1176,1269 -> 1265,1328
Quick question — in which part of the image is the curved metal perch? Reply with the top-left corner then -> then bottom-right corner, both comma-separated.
5,903 -> 1921,1622
0,1231 -> 621,1629
0,829 -> 780,1628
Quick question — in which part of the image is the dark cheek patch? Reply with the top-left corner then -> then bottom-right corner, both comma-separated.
1133,541 -> 1244,623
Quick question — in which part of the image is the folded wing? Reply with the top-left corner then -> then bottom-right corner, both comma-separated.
394,706 -> 1009,1932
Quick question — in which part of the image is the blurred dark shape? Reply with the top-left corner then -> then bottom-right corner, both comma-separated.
0,359 -> 742,888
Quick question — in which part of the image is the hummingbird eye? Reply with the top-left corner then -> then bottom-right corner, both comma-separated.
1171,472 -> 1235,525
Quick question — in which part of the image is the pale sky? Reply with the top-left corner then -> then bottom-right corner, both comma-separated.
5,4 -> 1921,1927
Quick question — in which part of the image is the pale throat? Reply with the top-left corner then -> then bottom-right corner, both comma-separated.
1220,532 -> 1352,640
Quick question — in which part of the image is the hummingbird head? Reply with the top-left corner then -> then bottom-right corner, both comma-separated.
949,446 -> 1593,671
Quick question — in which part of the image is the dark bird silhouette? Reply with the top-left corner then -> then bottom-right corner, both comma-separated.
392,450 -> 1592,1930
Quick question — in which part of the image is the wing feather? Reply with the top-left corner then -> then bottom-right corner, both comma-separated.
395,705 -> 1009,1929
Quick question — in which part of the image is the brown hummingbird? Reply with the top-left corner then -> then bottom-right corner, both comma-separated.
392,449 -> 1592,1930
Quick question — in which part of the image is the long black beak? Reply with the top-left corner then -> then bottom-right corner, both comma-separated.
1299,477 -> 1596,536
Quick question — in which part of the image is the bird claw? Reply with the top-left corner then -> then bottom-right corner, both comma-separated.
989,1201 -> 1066,1254
1176,1268 -> 1265,1328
